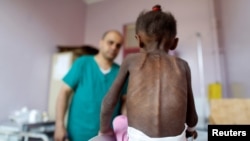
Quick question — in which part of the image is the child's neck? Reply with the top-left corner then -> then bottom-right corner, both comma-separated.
144,42 -> 167,53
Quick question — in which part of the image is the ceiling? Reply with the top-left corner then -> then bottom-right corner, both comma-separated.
83,0 -> 105,5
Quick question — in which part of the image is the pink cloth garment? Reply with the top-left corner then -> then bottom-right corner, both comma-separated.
112,115 -> 129,141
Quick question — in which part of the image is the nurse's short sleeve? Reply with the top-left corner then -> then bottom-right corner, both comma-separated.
63,58 -> 83,91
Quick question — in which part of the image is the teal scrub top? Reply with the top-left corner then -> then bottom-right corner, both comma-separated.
63,55 -> 126,141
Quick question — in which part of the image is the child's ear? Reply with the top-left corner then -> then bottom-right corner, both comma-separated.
170,38 -> 179,50
135,34 -> 144,48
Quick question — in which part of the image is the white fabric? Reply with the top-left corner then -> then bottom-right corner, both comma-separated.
187,126 -> 196,132
100,67 -> 111,74
127,125 -> 187,141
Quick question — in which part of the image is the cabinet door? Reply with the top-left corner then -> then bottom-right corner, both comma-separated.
48,52 -> 75,125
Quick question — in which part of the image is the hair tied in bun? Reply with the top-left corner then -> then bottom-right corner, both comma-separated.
152,5 -> 161,12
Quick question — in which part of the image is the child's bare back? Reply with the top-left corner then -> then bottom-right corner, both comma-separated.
125,50 -> 196,137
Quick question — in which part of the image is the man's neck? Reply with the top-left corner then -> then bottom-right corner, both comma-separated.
94,54 -> 113,70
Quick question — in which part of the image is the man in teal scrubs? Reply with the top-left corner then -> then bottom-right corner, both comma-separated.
54,30 -> 126,141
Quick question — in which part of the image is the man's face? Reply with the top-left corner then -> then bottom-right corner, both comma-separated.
99,31 -> 123,61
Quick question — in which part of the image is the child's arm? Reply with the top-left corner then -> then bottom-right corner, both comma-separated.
99,56 -> 131,135
185,62 -> 198,139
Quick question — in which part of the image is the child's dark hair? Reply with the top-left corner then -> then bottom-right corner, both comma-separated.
135,5 -> 177,42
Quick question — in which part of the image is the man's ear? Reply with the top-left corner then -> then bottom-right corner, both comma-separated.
170,38 -> 179,50
135,34 -> 139,41
135,34 -> 144,48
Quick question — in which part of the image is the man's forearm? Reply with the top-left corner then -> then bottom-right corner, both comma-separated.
55,90 -> 70,128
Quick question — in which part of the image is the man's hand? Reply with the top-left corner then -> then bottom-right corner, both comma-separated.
54,125 -> 68,141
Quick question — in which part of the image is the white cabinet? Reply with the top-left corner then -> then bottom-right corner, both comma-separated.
47,52 -> 76,124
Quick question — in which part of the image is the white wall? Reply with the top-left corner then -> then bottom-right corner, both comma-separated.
215,0 -> 250,98
0,0 -> 86,121
83,0 -> 222,99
